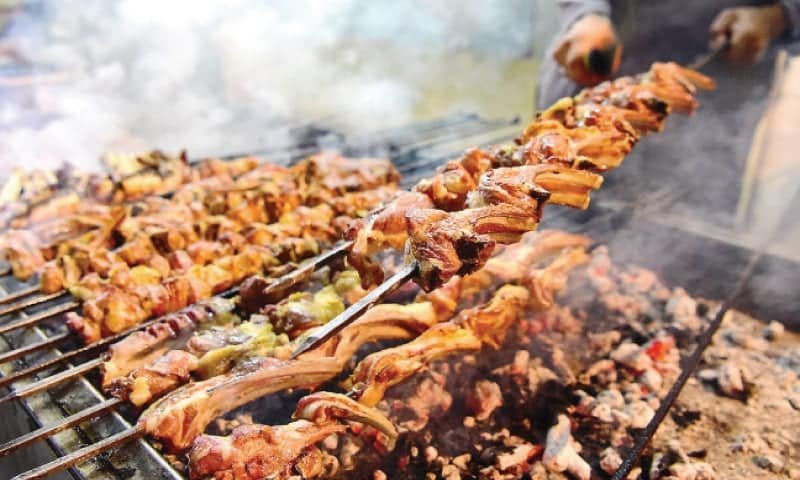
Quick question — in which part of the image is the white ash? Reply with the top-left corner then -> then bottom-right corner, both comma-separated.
640,368 -> 664,393
496,444 -> 536,474
625,400 -> 656,429
666,288 -> 701,332
665,461 -> 717,480
752,454 -> 785,473
466,380 -> 503,421
698,361 -> 746,397
372,470 -> 387,480
611,342 -> 654,372
600,447 -> 623,475
542,414 -> 591,480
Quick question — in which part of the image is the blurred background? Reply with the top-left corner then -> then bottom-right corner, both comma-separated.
1,0 -> 798,257
0,0 -> 557,170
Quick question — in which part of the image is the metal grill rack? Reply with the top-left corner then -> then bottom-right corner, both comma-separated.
0,112 -> 521,479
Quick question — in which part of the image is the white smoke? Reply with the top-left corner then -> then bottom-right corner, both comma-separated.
0,0 -> 538,173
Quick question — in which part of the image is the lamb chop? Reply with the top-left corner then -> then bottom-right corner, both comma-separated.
137,299 -> 438,451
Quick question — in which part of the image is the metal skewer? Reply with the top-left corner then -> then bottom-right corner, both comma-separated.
0,285 -> 42,305
0,301 -> 78,335
0,358 -> 102,405
0,397 -> 122,457
290,261 -> 419,359
0,291 -> 67,319
0,237 -> 354,388
0,332 -> 70,365
11,424 -> 145,480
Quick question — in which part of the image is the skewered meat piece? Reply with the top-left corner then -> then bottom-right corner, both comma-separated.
186,236 -> 591,477
108,276 -> 361,406
577,62 -> 715,116
413,148 -> 494,211
405,160 -> 599,292
350,285 -> 527,407
189,420 -> 346,480
101,297 -> 238,388
139,299 -> 437,451
292,153 -> 401,205
295,391 -> 399,444
347,190 -> 433,287
520,102 -> 637,172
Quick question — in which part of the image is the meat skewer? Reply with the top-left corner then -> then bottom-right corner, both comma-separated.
0,158 -> 304,293
8,62 -> 711,480
0,155 -> 263,282
291,61 -> 713,357
187,233 -> 590,478
0,156 -> 399,340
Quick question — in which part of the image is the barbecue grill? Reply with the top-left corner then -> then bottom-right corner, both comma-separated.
2,107 -> 798,479
1,62 -> 798,480
0,112 -> 525,479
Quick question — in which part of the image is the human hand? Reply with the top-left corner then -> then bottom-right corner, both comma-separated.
710,5 -> 788,65
553,14 -> 622,86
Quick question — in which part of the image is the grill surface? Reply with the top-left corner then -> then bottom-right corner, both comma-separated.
1,111 -> 798,479
0,112 -> 522,479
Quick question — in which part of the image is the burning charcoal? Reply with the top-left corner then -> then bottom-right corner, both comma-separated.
441,464 -> 461,480
373,470 -> 387,480
639,368 -> 663,393
699,361 -> 747,398
625,400 -> 655,429
496,444 -> 537,474
424,446 -> 439,463
463,416 -> 476,428
763,320 -> 785,341
666,288 -> 700,332
599,447 -> 623,475
752,454 -> 785,473
597,389 -> 626,409
466,380 -> 504,421
542,414 -> 591,480
452,453 -> 471,470
611,342 -> 653,372
666,461 -> 717,480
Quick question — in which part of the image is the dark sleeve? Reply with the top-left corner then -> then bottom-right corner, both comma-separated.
556,0 -> 612,29
780,0 -> 800,39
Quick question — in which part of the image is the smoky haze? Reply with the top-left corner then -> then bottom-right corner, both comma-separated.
0,0 -> 546,173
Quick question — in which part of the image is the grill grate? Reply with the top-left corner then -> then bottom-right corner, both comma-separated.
0,112 -> 520,479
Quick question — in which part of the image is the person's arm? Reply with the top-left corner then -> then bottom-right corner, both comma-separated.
779,0 -> 800,39
556,0 -> 611,30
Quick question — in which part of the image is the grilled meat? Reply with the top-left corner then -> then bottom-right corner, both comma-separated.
189,421 -> 346,480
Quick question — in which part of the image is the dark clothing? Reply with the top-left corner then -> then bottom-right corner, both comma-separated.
536,1 -> 800,226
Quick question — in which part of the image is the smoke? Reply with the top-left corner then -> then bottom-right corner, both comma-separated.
0,0 -> 538,173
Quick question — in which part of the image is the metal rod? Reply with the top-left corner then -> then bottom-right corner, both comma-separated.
0,301 -> 79,335
0,397 -> 121,457
261,240 -> 353,300
0,285 -> 42,305
0,291 -> 67,318
290,261 -> 419,359
11,424 -> 144,480
0,358 -> 102,405
0,286 -> 240,389
0,332 -> 70,365
612,250 -> 763,480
